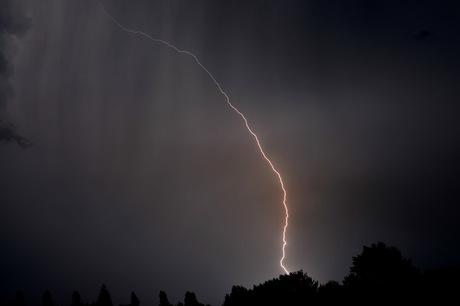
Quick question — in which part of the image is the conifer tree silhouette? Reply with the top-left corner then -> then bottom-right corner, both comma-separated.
14,291 -> 26,306
96,284 -> 113,306
158,291 -> 172,306
130,292 -> 139,306
71,291 -> 84,306
183,292 -> 201,306
41,290 -> 54,306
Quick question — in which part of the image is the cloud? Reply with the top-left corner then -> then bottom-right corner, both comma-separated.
0,0 -> 31,146
0,0 -> 30,36
0,119 -> 32,147
414,30 -> 439,43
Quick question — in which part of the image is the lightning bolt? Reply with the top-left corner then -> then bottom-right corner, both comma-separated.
95,0 -> 290,274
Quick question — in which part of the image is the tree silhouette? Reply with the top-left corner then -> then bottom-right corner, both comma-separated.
158,291 -> 172,306
96,284 -> 113,306
343,242 -> 419,304
223,286 -> 249,306
41,290 -> 54,306
71,291 -> 84,306
129,292 -> 140,306
257,270 -> 318,305
13,291 -> 26,306
183,291 -> 201,306
420,265 -> 460,304
224,270 -> 318,306
318,280 -> 343,304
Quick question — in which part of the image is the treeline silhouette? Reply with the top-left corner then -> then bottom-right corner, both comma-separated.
224,242 -> 459,305
3,242 -> 459,306
5,285 -> 210,306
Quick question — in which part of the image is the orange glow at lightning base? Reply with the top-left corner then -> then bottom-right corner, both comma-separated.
96,1 -> 290,274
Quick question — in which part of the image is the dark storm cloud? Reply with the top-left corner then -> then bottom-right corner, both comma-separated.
0,0 -> 30,36
414,30 -> 439,43
0,120 -> 32,147
0,0 -> 31,146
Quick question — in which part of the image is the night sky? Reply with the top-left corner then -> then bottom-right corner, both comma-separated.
1,0 -> 459,305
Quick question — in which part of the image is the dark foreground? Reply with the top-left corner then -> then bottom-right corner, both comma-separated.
4,242 -> 459,306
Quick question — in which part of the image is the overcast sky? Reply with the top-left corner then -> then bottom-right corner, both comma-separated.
1,0 -> 459,305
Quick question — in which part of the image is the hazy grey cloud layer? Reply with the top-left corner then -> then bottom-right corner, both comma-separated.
0,0 -> 31,146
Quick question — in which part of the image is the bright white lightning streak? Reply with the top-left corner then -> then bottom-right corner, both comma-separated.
96,1 -> 290,274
